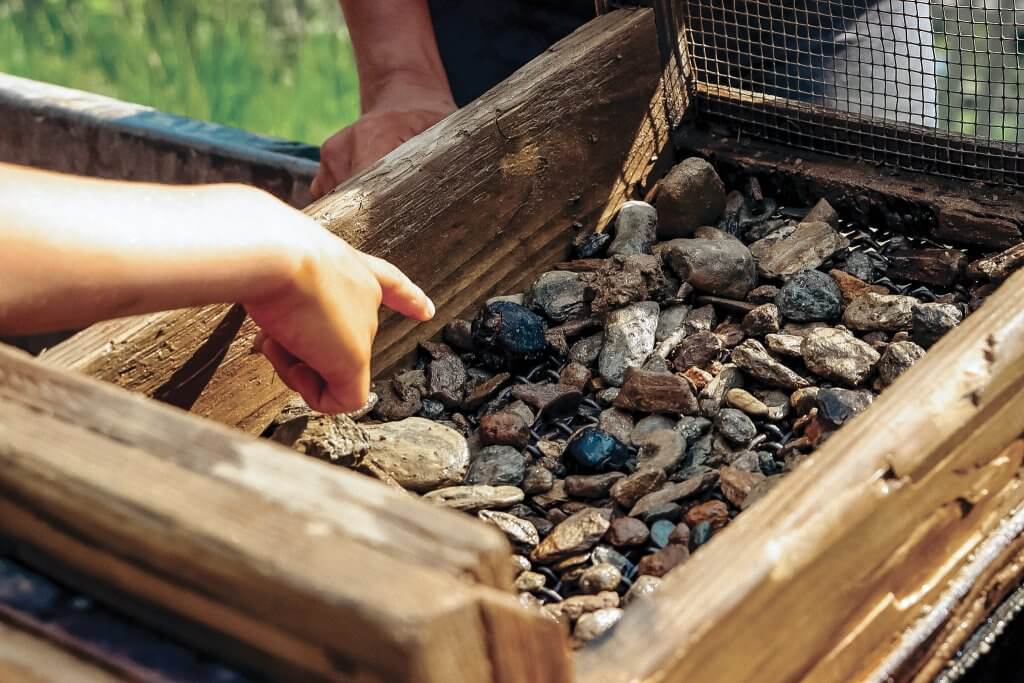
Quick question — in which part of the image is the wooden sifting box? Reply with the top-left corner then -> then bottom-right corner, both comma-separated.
2,7 -> 1024,682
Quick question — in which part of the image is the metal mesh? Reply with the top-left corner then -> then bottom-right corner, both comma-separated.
655,0 -> 1024,185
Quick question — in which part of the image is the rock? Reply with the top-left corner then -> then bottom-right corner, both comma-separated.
471,301 -> 547,357
614,368 -> 699,414
505,401 -> 536,426
671,330 -> 723,370
424,485 -> 524,512
565,472 -> 626,499
442,318 -> 475,351
747,284 -> 781,304
631,415 -> 678,443
781,321 -> 830,338
698,364 -> 745,416
462,372 -> 511,411
805,198 -> 839,225
598,408 -> 634,444
559,361 -> 592,390
544,592 -> 620,623
479,410 -> 531,448
511,554 -> 532,574
582,254 -> 672,314
742,303 -> 781,336
886,248 -> 967,288
816,387 -> 874,427
565,428 -> 632,472
598,302 -> 659,386
656,304 -> 692,342
790,387 -> 821,415
743,475 -> 784,510
643,354 -> 672,374
764,333 -> 804,358
731,339 -> 811,390
842,251 -> 879,282
682,304 -> 717,334
800,327 -> 880,386
681,366 -> 714,393
635,429 -> 687,473
754,389 -> 791,421
479,511 -> 540,547
606,516 -> 651,547
531,508 -> 612,564
465,445 -> 527,487
629,472 -> 718,518
719,465 -> 767,507
911,303 -> 964,348
522,466 -> 556,495
774,269 -> 844,322
715,320 -> 746,348
684,500 -> 731,529
574,231 -> 612,259
749,221 -> 849,278
514,571 -> 546,592
362,418 -> 470,492
650,519 -> 675,548
610,469 -> 666,509
569,332 -> 604,366
609,200 -> 658,256
725,388 -> 769,417
579,564 -> 623,593
623,575 -> 663,606
691,520 -> 714,546
596,388 -> 620,406
668,522 -> 691,546
486,293 -> 525,306
511,383 -> 583,418
877,340 -> 927,387
637,544 -> 689,577
656,157 -> 727,238
373,371 -> 424,421
843,293 -> 919,332
574,608 -> 624,642
715,408 -> 757,446
661,236 -> 757,299
270,410 -> 369,464
527,271 -> 587,323
967,242 -> 1024,282
829,269 -> 888,304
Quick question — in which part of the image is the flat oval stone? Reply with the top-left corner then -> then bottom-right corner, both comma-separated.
423,485 -> 524,512
661,236 -> 757,299
715,408 -> 757,446
530,508 -> 612,564
842,293 -> 919,332
566,427 -> 632,472
610,469 -> 667,509
598,301 -> 660,386
817,387 -> 874,427
479,510 -> 540,547
465,445 -> 526,487
574,607 -> 624,643
578,563 -> 623,594
615,368 -> 699,414
606,516 -> 651,547
637,544 -> 689,577
362,418 -> 470,492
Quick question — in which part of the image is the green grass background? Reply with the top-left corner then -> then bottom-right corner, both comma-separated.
0,0 -> 360,145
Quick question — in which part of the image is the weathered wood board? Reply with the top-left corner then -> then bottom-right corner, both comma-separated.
40,8 -> 666,435
0,620 -> 124,683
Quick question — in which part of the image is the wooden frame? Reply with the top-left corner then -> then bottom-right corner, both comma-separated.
4,6 -> 1024,682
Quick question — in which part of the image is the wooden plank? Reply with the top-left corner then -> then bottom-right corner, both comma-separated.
0,620 -> 123,683
0,343 -> 570,683
575,265 -> 1024,683
40,8 -> 666,434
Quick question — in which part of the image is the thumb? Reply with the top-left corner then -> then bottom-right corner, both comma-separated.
358,252 -> 435,322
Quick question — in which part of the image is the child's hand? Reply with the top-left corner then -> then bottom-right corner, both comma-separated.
245,225 -> 434,414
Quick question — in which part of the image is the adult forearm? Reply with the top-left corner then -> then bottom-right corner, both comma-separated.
338,0 -> 452,111
0,163 -> 306,334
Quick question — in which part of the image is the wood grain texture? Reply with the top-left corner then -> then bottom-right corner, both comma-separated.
0,620 -> 123,683
0,343 -> 570,683
575,267 -> 1024,683
41,8 -> 664,435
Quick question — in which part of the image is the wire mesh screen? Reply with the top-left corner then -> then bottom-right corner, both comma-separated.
653,0 -> 1024,185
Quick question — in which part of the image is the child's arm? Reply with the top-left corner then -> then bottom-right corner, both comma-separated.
0,163 -> 433,413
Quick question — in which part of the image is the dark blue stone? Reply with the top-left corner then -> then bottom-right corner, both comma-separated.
650,520 -> 675,549
692,521 -> 714,548
758,451 -> 782,476
573,232 -> 612,259
471,302 -> 547,358
418,398 -> 446,420
0,559 -> 62,617
565,427 -> 632,472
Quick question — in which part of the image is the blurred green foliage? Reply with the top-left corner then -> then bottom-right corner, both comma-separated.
0,0 -> 359,144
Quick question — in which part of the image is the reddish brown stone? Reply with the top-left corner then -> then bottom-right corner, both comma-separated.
637,544 -> 690,577
614,368 -> 698,414
829,269 -> 888,305
511,383 -> 582,418
671,330 -> 723,370
610,469 -> 666,510
684,500 -> 731,529
565,472 -> 626,499
479,410 -> 530,448
668,522 -> 691,546
886,248 -> 967,288
718,465 -> 767,508
559,361 -> 592,391
606,517 -> 650,547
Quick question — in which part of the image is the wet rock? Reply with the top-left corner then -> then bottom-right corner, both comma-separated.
829,269 -> 888,305
671,330 -> 723,370
661,235 -> 757,299
610,469 -> 666,509
373,371 -> 424,421
801,327 -> 880,386
514,571 -> 546,592
691,520 -> 714,546
565,428 -> 632,472
615,368 -> 699,414
362,418 -> 470,492
465,445 -> 527,486
749,221 -> 849,278
650,519 -> 675,548
565,472 -> 626,499
522,465 -> 556,495
559,362 -> 592,391
805,198 -> 839,225
637,544 -> 689,577
511,383 -> 583,418
609,200 -> 658,256
631,414 -> 678,443
656,157 -> 727,238
574,231 -> 612,259
775,269 -> 844,322
471,301 -> 547,358
816,387 -> 874,427
479,410 -> 531,448
684,500 -> 731,529
442,319 -> 475,352
725,388 -> 768,417
886,248 -> 966,288
911,303 -> 963,348
842,251 -> 879,282
527,271 -> 587,323
719,465 -> 766,507
598,408 -> 634,444
731,339 -> 811,390
656,304 -> 692,342
629,471 -> 718,518
698,364 -> 745,416
531,508 -> 612,564
742,303 -> 781,336
715,408 -> 757,446
606,517 -> 650,547
569,332 -> 604,366
747,284 -> 781,304
579,564 -> 623,594
423,485 -> 524,512
843,293 -> 919,332
598,302 -> 659,386
877,340 -> 927,387
635,429 -> 687,473
574,608 -> 624,642
462,372 -> 511,411
479,510 -> 540,547
623,575 -> 663,606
